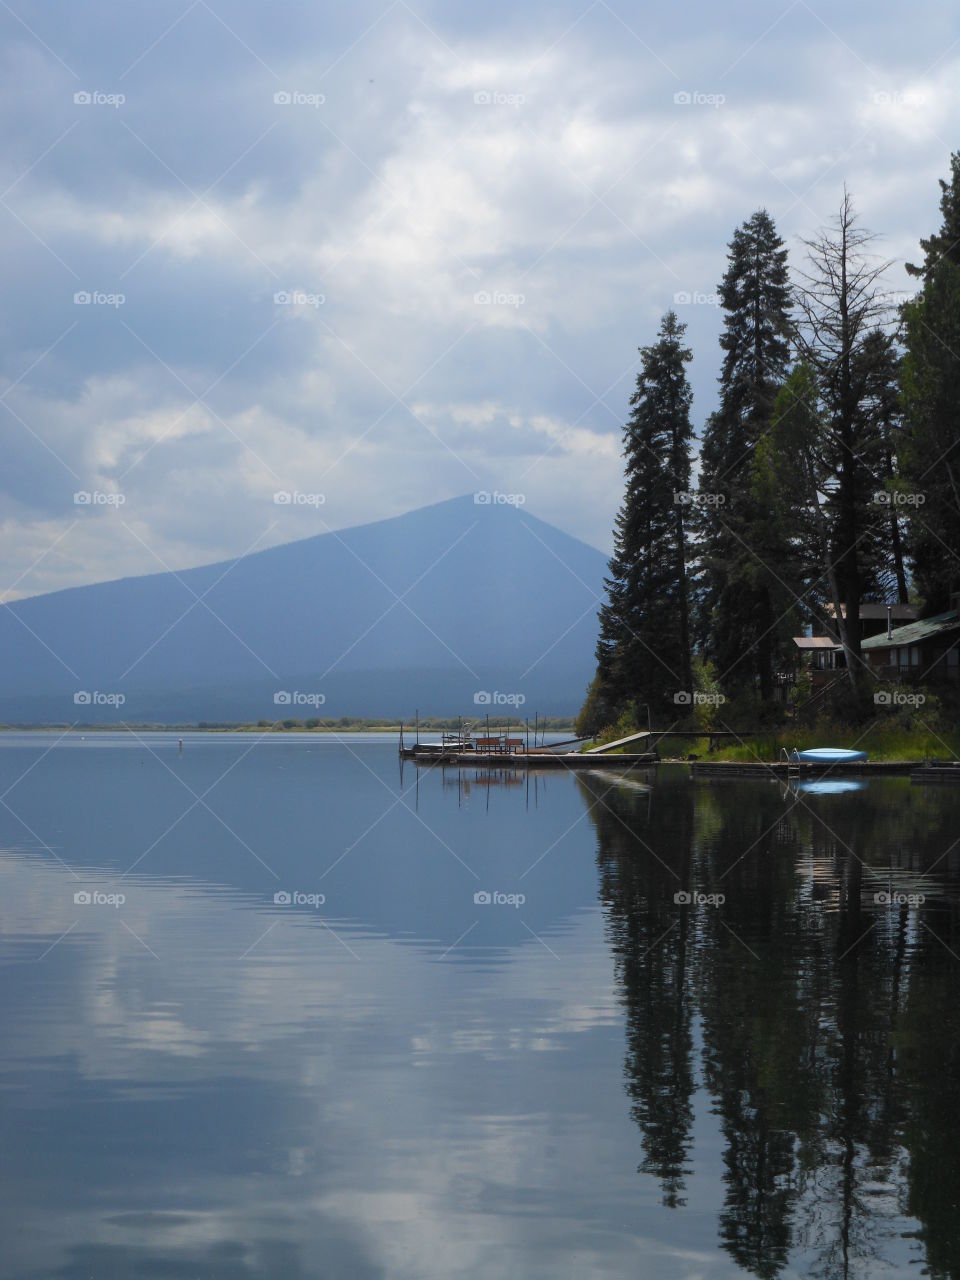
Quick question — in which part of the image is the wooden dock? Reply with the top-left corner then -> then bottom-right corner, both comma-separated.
690,760 -> 914,778
396,722 -> 951,781
910,762 -> 960,784
401,748 -> 658,769
403,751 -> 956,780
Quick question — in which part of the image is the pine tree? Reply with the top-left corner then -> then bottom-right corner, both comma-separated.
589,312 -> 695,726
905,151 -> 960,281
697,210 -> 792,700
854,329 -> 909,604
901,152 -> 960,614
768,365 -> 860,691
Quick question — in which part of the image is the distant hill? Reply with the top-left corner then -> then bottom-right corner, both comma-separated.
0,496 -> 608,722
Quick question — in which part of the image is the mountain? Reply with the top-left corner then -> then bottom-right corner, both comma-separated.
0,496 -> 608,722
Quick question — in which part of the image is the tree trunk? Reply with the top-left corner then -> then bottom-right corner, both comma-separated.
835,198 -> 861,685
675,489 -> 693,695
806,456 -> 859,693
882,440 -> 909,603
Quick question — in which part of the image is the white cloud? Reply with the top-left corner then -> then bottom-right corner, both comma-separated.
1,1 -> 957,595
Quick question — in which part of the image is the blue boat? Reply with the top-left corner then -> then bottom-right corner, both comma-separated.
792,747 -> 869,764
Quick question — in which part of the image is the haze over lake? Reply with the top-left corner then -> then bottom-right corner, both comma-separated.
2,734 -> 958,1278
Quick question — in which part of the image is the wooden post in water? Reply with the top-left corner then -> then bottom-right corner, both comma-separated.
416,710 -> 419,747
525,717 -> 529,754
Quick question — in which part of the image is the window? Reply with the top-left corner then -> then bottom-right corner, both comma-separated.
912,647 -> 920,665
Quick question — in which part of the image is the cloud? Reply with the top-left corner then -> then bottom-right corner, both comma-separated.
0,0 -> 956,595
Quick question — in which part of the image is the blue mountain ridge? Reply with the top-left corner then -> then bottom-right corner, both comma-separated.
0,495 -> 608,721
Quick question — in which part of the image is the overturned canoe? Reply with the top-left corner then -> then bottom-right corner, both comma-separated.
793,747 -> 869,764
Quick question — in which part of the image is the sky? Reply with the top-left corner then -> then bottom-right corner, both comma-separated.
2,0 -> 958,599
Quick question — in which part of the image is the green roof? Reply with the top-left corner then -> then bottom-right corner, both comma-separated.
861,610 -> 960,649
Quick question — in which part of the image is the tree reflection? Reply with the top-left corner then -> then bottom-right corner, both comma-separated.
588,770 -> 695,1205
579,771 -> 960,1279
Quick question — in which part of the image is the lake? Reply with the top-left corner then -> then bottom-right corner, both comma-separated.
1,732 -> 959,1278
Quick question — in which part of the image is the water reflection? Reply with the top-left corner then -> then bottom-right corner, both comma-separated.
580,767 -> 960,1279
2,737 -> 960,1278
793,778 -> 866,796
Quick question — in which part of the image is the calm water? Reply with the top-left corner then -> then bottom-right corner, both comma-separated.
1,733 -> 959,1279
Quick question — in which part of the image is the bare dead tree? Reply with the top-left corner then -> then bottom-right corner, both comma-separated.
792,189 -> 895,688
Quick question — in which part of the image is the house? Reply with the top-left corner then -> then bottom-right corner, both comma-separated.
861,604 -> 960,681
816,602 -> 918,644
792,603 -> 920,677
792,635 -> 842,672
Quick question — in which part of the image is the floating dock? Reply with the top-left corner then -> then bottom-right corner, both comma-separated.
690,760 -> 914,778
401,748 -> 658,769
404,751 -> 952,780
910,762 -> 960,784
397,722 -> 951,780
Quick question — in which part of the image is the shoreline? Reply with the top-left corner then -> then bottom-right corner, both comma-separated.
0,723 -> 576,735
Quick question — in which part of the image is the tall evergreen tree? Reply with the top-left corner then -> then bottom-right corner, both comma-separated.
589,312 -> 695,725
901,152 -> 960,614
768,365 -> 860,691
697,210 -> 793,700
905,150 -> 960,283
855,329 -> 909,603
